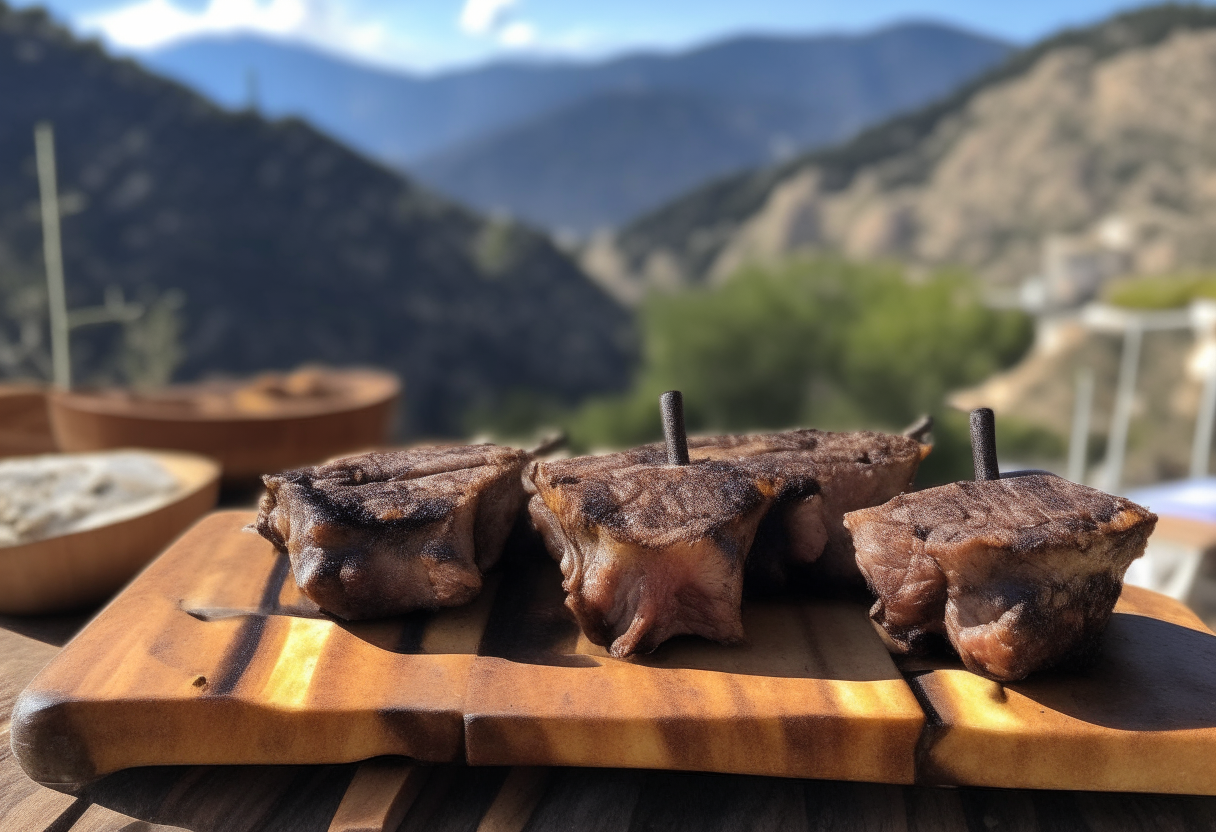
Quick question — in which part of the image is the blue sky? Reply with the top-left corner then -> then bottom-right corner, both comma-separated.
11,0 -> 1198,71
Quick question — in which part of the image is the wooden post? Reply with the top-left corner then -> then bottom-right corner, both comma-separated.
34,122 -> 70,390
660,391 -> 689,465
970,408 -> 1000,482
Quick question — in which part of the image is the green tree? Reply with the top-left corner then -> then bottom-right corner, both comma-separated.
565,257 -> 1034,484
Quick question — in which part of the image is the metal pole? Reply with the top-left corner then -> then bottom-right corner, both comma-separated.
1191,342 -> 1216,479
1067,368 -> 1095,483
1103,323 -> 1142,492
34,122 -> 70,389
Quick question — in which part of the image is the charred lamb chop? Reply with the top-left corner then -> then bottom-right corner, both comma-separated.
685,425 -> 930,591
549,424 -> 929,592
254,444 -> 530,619
525,393 -> 780,657
844,409 -> 1157,682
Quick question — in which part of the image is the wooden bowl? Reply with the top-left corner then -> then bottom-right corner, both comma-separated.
0,384 -> 57,458
47,368 -> 400,484
0,450 -> 220,614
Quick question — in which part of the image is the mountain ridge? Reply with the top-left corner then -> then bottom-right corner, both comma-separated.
141,22 -> 1011,232
0,3 -> 634,435
589,3 -> 1216,292
412,88 -> 814,235
142,21 -> 1010,163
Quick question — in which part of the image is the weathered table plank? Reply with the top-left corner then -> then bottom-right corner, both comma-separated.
327,761 -> 425,832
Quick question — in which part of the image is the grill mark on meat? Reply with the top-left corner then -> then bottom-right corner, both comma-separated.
552,460 -> 769,546
847,474 -> 1157,681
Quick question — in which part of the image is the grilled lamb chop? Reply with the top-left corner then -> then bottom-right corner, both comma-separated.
529,426 -> 928,606
685,429 -> 929,591
254,444 -> 529,619
525,392 -> 788,657
845,432 -> 1157,682
525,453 -> 779,657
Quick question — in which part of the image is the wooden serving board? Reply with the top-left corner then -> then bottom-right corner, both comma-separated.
12,511 -> 922,786
11,512 -> 488,784
464,548 -> 923,783
903,584 -> 1216,796
12,511 -> 1216,795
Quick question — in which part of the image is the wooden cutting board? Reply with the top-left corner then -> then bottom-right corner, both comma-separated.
12,510 -> 1216,795
11,511 -> 923,786
11,512 -> 487,784
464,542 -> 923,783
903,584 -> 1216,796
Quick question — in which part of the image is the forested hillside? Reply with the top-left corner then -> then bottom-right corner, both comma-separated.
0,4 -> 634,435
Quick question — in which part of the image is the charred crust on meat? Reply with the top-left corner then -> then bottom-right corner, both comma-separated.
526,426 -> 930,655
846,474 -> 1157,681
254,444 -> 530,620
526,453 -> 774,656
565,459 -> 769,547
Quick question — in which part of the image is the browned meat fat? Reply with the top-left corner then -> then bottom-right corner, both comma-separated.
525,454 -> 778,657
686,429 -> 928,590
254,445 -> 529,619
844,474 -> 1157,681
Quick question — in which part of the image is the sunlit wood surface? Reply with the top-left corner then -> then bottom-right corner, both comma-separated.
904,585 -> 1216,794
2,617 -> 1216,832
11,511 -> 923,785
5,608 -> 1216,830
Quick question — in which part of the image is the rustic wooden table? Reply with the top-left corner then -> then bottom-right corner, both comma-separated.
4,613 -> 1216,832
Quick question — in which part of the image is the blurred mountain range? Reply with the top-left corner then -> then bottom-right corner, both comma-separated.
141,23 -> 1011,233
586,5 -> 1216,298
0,3 -> 634,435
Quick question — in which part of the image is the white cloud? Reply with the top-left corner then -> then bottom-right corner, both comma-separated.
458,0 -> 516,37
81,0 -> 388,55
458,0 -> 540,49
497,20 -> 535,48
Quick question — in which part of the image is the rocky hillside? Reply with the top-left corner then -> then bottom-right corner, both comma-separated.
0,4 -> 634,436
587,5 -> 1216,298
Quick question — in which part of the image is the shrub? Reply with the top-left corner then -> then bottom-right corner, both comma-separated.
564,257 -> 1034,484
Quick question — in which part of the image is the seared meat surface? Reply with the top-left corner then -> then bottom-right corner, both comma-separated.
686,429 -> 928,590
255,445 -> 529,619
845,474 -> 1157,681
528,428 -> 927,613
525,454 -> 778,657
